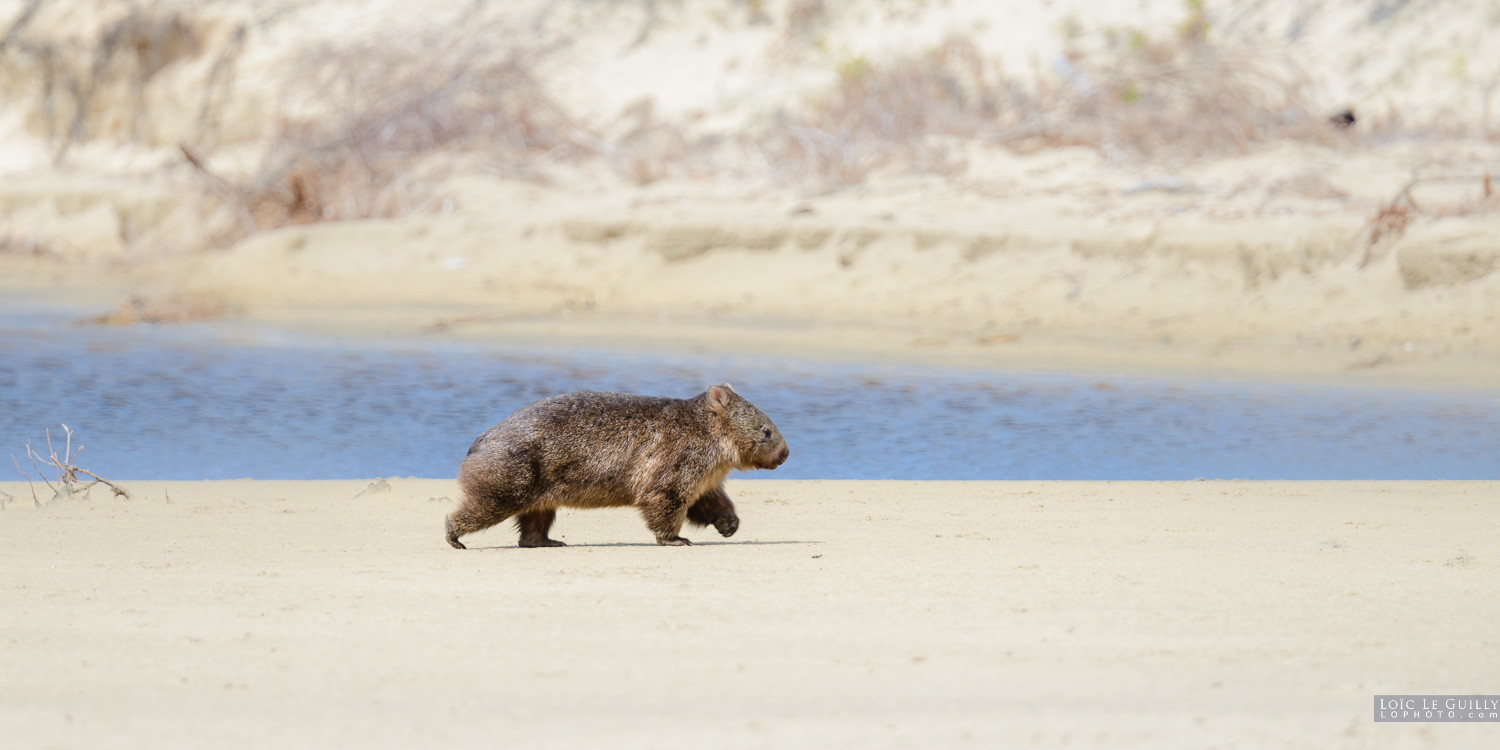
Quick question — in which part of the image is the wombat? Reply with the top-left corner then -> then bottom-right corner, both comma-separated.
446,383 -> 789,549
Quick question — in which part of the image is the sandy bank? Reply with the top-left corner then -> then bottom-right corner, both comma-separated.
5,195 -> 1499,388
2,479 -> 1495,748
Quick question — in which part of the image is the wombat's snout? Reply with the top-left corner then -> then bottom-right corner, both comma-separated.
771,444 -> 790,468
753,442 -> 789,469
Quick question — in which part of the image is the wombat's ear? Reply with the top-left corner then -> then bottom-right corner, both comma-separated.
719,382 -> 736,394
706,385 -> 731,413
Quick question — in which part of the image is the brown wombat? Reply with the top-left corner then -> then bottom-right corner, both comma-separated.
446,383 -> 789,549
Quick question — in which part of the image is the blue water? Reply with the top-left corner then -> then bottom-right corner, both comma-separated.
1,319 -> 1497,480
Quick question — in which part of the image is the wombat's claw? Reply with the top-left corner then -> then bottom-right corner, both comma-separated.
444,514 -> 467,549
519,538 -> 568,548
657,536 -> 693,546
714,516 -> 738,538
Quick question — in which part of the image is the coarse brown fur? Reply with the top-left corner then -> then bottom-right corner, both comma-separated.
447,384 -> 789,549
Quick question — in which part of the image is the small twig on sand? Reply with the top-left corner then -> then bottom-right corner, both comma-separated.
75,467 -> 131,500
12,453 -> 40,507
24,441 -> 56,493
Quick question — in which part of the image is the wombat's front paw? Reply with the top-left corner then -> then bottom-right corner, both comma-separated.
656,536 -> 693,546
713,515 -> 738,537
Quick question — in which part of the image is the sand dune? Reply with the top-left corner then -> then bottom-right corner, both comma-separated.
2,479 -> 1496,748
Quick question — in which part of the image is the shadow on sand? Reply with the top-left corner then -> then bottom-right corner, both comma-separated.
461,539 -> 821,551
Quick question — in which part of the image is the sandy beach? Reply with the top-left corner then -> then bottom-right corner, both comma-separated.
2,479 -> 1496,748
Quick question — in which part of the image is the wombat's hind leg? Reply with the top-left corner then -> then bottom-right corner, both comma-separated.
516,509 -> 567,548
446,506 -> 509,550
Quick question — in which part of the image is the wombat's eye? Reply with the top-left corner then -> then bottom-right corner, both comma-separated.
761,427 -> 772,439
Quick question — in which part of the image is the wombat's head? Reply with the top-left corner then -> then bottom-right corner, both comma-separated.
704,383 -> 789,471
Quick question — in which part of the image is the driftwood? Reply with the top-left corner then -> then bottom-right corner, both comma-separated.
12,425 -> 131,504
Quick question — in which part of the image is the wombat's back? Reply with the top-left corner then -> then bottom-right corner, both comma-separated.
458,391 -> 709,504
464,390 -> 690,458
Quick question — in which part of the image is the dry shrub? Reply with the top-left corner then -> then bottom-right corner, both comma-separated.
783,0 -> 828,43
754,36 -> 1007,187
594,97 -> 720,186
0,3 -> 1370,232
0,1 -> 207,161
757,31 -> 1329,188
1022,35 -> 1327,157
197,14 -> 579,239
1367,203 -> 1410,248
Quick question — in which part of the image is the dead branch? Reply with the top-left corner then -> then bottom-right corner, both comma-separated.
75,467 -> 131,500
0,0 -> 45,52
17,425 -> 131,503
24,440 -> 55,493
1358,171 -> 1499,268
194,23 -> 247,143
179,144 -> 257,236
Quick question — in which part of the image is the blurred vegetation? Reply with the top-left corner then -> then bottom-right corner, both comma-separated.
0,1 -> 205,161
757,26 -> 1330,187
0,0 -> 1487,245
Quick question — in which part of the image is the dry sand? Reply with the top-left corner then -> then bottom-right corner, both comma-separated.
3,479 -> 1497,748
